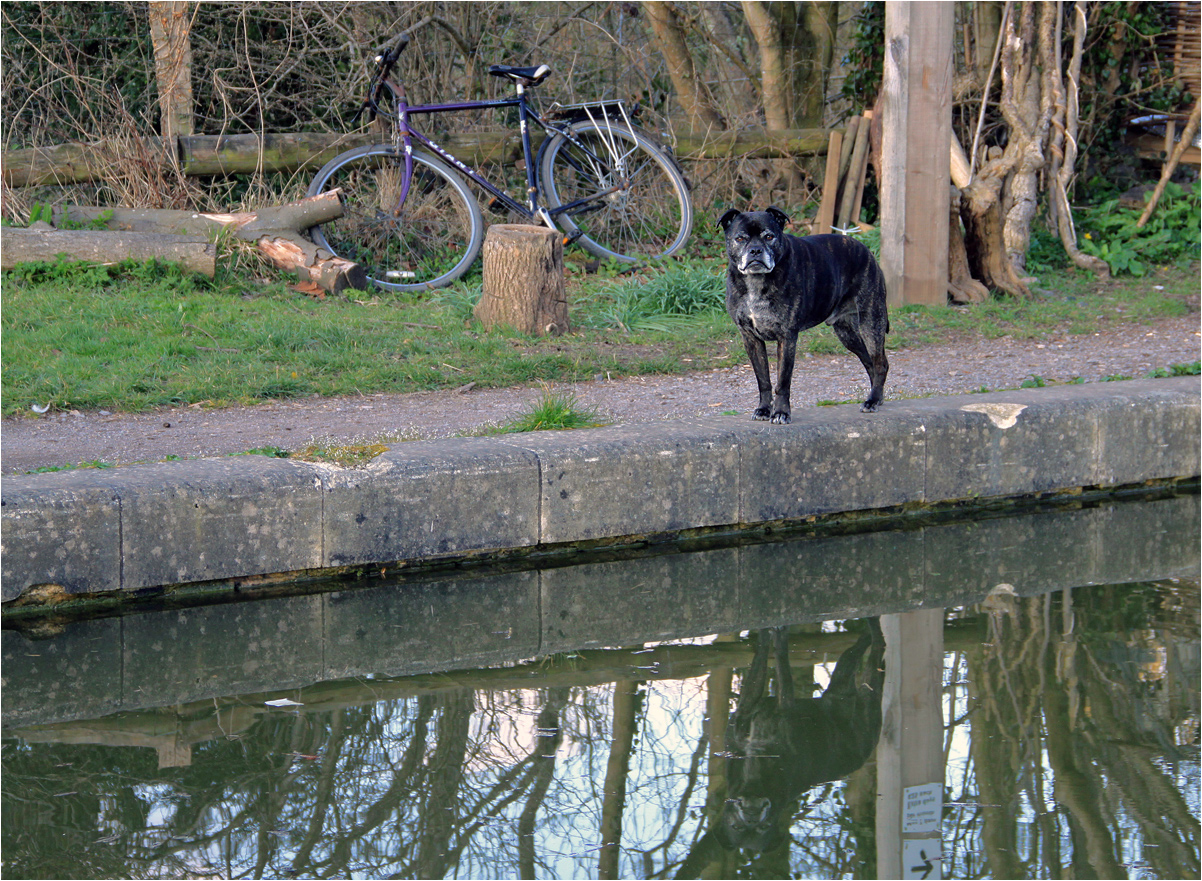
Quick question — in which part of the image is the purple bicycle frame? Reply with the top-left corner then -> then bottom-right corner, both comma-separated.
383,77 -> 624,225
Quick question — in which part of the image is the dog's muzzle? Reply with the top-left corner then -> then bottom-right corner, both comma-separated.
738,250 -> 775,274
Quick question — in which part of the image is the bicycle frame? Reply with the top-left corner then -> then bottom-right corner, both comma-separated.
380,77 -> 630,229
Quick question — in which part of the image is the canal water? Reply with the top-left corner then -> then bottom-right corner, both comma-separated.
2,489 -> 1198,879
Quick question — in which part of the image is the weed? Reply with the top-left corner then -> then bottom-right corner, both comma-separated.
26,460 -> 114,474
1021,375 -> 1047,388
1078,182 -> 1201,276
240,446 -> 290,458
483,389 -> 606,433
295,442 -> 389,467
1149,360 -> 1201,378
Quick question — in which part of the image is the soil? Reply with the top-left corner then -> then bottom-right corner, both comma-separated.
2,313 -> 1198,475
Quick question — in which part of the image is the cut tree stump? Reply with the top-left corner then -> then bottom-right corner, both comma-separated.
474,224 -> 569,336
1,228 -> 216,276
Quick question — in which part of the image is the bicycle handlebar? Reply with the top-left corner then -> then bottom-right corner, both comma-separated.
355,33 -> 410,125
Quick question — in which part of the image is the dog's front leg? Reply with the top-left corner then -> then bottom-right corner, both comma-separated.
771,336 -> 797,424
741,330 -> 774,420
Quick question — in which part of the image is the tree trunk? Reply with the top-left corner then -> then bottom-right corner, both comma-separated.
741,0 -> 806,195
147,1 -> 195,139
998,2 -> 1050,275
643,1 -> 725,129
474,225 -> 569,336
2,228 -> 216,276
1046,1 -> 1109,276
948,188 -> 990,304
961,166 -> 1030,297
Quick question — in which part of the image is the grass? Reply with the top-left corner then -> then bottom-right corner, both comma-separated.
0,246 -> 1197,418
480,389 -> 606,434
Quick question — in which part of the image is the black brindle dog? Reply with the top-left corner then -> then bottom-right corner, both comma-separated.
719,207 -> 890,422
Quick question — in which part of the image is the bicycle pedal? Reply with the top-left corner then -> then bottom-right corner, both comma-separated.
562,229 -> 584,246
487,197 -> 507,215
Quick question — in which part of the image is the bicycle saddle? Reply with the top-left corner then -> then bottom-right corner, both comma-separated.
488,64 -> 552,87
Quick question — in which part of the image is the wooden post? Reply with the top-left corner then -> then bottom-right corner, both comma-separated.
474,225 -> 569,336
880,1 -> 953,306
814,129 -> 844,234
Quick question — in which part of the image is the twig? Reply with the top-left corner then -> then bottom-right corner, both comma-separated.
1136,101 -> 1201,228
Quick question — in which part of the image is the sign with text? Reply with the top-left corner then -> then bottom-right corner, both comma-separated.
902,782 -> 941,834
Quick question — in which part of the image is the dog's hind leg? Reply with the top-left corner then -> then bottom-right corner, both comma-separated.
831,319 -> 888,412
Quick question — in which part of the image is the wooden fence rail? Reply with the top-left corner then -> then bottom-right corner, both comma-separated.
2,128 -> 834,188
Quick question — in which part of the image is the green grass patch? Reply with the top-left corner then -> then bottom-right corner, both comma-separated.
1,250 -> 1196,417
478,389 -> 607,434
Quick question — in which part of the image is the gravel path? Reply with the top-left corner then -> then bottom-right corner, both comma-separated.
2,314 -> 1197,474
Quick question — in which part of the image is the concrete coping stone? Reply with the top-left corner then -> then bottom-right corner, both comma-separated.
2,377 -> 1198,604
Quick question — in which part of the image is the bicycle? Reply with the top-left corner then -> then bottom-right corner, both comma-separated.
306,33 -> 693,292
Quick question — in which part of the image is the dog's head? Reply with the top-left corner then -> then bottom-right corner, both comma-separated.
718,207 -> 790,275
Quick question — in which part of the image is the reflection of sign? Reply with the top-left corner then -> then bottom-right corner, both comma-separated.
903,839 -> 942,880
903,782 -> 941,833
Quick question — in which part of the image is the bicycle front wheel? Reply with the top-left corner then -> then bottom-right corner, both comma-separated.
306,145 -> 484,291
538,119 -> 692,263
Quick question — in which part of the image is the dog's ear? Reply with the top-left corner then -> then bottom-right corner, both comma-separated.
718,208 -> 741,231
766,206 -> 791,228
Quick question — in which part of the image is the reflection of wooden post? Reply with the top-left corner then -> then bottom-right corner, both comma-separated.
880,1 -> 952,306
475,225 -> 569,336
877,609 -> 945,880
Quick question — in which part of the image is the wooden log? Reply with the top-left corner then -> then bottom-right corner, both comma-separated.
813,129 -> 843,234
2,138 -> 175,188
2,131 -> 535,187
1,228 -> 216,276
256,233 -> 368,293
837,113 -> 872,230
849,110 -> 875,227
54,193 -> 365,292
3,127 -> 838,188
673,127 -> 832,160
474,224 -> 568,336
62,191 -> 344,237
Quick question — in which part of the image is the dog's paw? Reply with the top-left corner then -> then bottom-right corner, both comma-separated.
860,399 -> 881,413
770,411 -> 791,424
753,407 -> 772,421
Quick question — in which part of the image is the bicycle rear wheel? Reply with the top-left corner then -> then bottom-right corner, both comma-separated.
307,145 -> 484,291
538,119 -> 692,263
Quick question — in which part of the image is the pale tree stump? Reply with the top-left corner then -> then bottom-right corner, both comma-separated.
474,224 -> 569,336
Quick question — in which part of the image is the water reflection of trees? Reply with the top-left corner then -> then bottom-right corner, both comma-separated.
951,581 -> 1200,880
2,581 -> 1197,879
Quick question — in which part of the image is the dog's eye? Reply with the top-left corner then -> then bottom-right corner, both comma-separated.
763,233 -> 774,241
735,235 -> 748,243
